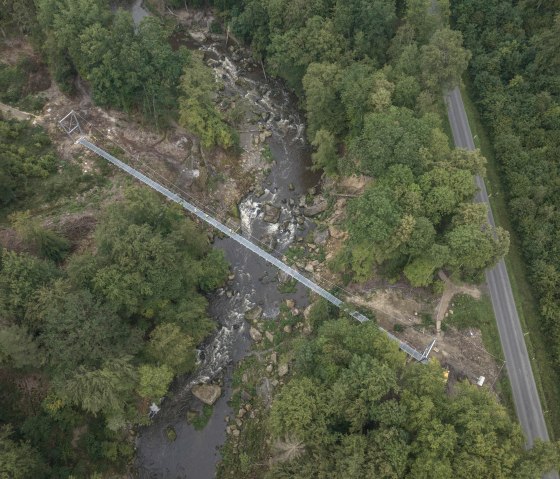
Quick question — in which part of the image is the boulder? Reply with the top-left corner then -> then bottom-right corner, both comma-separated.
263,204 -> 281,223
257,377 -> 273,408
303,197 -> 328,217
286,299 -> 296,309
283,324 -> 292,334
250,327 -> 263,342
313,227 -> 330,245
270,352 -> 277,364
278,363 -> 289,377
265,331 -> 274,342
192,384 -> 222,405
328,225 -> 346,239
277,270 -> 290,283
245,305 -> 263,322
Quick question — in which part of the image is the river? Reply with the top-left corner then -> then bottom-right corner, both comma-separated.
132,2 -> 321,478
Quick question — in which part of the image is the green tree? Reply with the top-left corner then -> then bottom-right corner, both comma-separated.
265,315 -> 557,478
404,0 -> 449,44
0,249 -> 58,320
57,357 -> 137,428
339,62 -> 376,133
147,323 -> 196,375
198,248 -> 229,292
332,0 -> 397,61
0,426 -> 46,479
404,244 -> 449,287
420,28 -> 472,92
268,16 -> 346,91
349,107 -> 439,176
92,223 -> 188,317
40,288 -> 138,372
179,53 -> 235,149
137,364 -> 173,400
0,325 -> 41,369
269,377 -> 328,445
447,224 -> 509,274
302,62 -> 344,139
311,129 -> 338,175
10,211 -> 69,263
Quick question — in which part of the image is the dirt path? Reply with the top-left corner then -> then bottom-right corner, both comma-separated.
0,101 -> 35,121
435,270 -> 481,335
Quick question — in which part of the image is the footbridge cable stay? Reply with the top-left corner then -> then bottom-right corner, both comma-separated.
61,112 -> 434,363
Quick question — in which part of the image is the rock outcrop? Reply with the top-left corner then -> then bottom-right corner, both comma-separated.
192,384 -> 222,405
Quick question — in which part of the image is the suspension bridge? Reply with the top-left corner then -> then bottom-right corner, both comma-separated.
59,110 -> 435,363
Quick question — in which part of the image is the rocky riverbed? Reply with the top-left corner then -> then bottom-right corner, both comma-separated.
133,3 -> 323,478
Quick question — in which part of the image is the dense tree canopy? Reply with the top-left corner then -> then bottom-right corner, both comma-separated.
263,309 -> 560,478
0,140 -> 229,475
178,53 -> 236,149
451,0 -> 560,369
224,0 -> 495,285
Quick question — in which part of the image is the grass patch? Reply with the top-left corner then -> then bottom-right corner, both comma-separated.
277,278 -> 297,294
262,144 -> 274,164
460,82 -> 560,438
189,404 -> 213,431
284,245 -> 306,265
165,426 -> 177,442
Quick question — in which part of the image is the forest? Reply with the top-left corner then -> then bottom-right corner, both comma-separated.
0,119 -> 228,476
222,302 -> 560,478
450,1 -> 560,373
1,0 -> 560,476
220,0 -> 510,286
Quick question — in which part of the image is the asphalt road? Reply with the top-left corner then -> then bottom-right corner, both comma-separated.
446,86 -> 558,478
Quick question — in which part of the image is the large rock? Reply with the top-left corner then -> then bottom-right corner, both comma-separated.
328,225 -> 346,240
245,305 -> 263,322
250,327 -> 263,342
257,377 -> 273,408
277,270 -> 290,283
263,204 -> 281,223
313,227 -> 330,245
278,363 -> 289,377
192,384 -> 221,405
303,197 -> 328,217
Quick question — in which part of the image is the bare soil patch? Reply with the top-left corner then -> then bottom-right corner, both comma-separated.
349,289 -> 503,394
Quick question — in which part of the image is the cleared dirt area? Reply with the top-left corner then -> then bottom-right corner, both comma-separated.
349,289 -> 503,393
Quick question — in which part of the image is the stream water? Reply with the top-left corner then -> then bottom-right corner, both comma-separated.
132,2 -> 321,477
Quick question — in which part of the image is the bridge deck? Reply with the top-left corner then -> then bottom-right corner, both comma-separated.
77,137 -> 427,363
